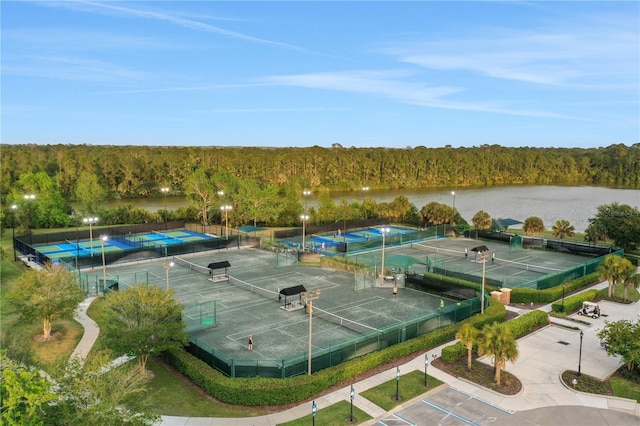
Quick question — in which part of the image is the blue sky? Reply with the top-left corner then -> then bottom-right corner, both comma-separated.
2,1 -> 638,148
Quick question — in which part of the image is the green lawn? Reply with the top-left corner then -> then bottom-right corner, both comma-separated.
361,370 -> 444,411
146,356 -> 271,417
610,376 -> 640,402
277,400 -> 371,426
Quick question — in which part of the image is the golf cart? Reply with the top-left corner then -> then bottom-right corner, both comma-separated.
577,301 -> 601,318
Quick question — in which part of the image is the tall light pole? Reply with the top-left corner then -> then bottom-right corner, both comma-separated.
11,204 -> 17,261
24,194 -> 36,244
101,235 -> 108,293
163,259 -> 174,290
562,284 -> 566,313
83,217 -> 98,269
451,191 -> 456,226
302,289 -> 320,375
302,189 -> 311,212
361,186 -> 369,219
578,329 -> 584,376
161,187 -> 170,222
380,226 -> 390,286
480,251 -> 487,315
300,214 -> 309,252
220,205 -> 232,239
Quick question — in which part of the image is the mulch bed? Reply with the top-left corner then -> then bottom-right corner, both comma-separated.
432,356 -> 522,395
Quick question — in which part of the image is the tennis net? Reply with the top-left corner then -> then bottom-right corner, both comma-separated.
411,242 -> 463,258
173,256 -> 211,276
65,239 -> 92,254
228,276 -> 279,301
152,230 -> 183,243
313,307 -> 380,335
495,257 -> 563,275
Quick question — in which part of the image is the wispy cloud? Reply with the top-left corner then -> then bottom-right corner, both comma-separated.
380,16 -> 638,90
260,70 -> 576,119
41,0 -> 304,51
4,55 -> 148,83
195,107 -> 347,114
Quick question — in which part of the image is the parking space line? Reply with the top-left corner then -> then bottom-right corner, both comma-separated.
448,386 -> 516,415
420,399 -> 480,426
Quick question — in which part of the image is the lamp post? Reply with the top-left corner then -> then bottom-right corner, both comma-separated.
395,366 -> 400,401
220,205 -> 232,239
578,329 -> 584,376
302,289 -> 321,375
163,259 -> 174,290
101,235 -> 108,293
562,284 -> 566,313
451,191 -> 456,226
311,400 -> 317,426
24,194 -> 36,244
479,250 -> 488,315
572,378 -> 578,389
361,186 -> 369,219
161,187 -> 170,222
83,217 -> 98,269
11,204 -> 17,261
302,189 -> 311,212
424,354 -> 429,387
300,214 -> 309,252
349,385 -> 355,422
380,226 -> 390,286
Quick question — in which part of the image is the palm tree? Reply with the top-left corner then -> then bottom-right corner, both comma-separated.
477,322 -> 519,385
551,220 -> 575,244
598,255 -> 635,298
456,323 -> 479,372
523,216 -> 545,236
620,260 -> 640,302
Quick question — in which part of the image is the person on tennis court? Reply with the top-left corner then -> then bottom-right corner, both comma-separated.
248,334 -> 254,351
440,299 -> 445,310
392,286 -> 398,298
492,253 -> 495,263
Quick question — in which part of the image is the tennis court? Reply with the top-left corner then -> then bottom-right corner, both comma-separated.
84,247 -> 458,363
32,228 -> 215,261
349,237 -> 594,288
34,238 -> 126,260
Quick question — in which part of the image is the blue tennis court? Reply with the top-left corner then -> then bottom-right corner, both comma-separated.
309,225 -> 416,245
33,229 -> 215,261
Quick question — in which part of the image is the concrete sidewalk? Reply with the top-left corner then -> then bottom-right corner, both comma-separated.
71,279 -> 640,426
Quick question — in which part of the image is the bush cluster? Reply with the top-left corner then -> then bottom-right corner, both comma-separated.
163,299 -> 505,405
441,309 -> 549,363
550,289 -> 598,313
509,273 -> 600,304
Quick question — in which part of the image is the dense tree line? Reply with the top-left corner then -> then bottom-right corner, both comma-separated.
2,143 -> 638,201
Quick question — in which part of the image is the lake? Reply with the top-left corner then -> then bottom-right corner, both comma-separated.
102,185 -> 639,233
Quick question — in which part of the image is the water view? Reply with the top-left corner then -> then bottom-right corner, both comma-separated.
102,185 -> 639,233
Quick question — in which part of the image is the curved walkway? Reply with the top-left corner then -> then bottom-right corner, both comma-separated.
72,281 -> 640,426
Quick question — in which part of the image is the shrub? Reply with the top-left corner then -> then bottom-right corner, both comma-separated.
441,341 -> 465,362
551,289 -> 598,313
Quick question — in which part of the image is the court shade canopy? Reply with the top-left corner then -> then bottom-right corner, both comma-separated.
279,285 -> 306,304
492,218 -> 523,230
208,261 -> 231,271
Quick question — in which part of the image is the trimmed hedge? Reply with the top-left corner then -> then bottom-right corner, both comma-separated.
441,309 -> 549,363
422,272 -> 601,306
509,273 -> 600,304
163,298 -> 506,406
551,289 -> 598,313
441,341 -> 465,362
